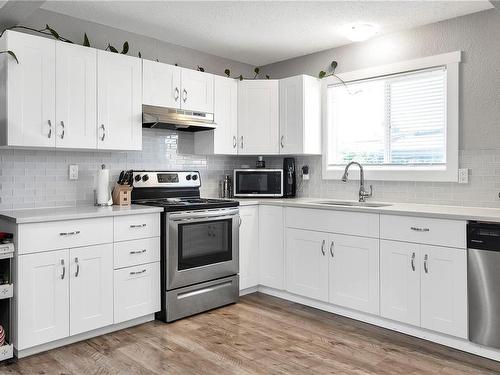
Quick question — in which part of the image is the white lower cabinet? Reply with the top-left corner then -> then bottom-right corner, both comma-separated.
239,205 -> 260,290
114,262 -> 160,324
17,249 -> 70,350
285,228 -> 329,302
328,234 -> 379,315
259,205 -> 284,290
380,240 -> 467,338
69,244 -> 114,336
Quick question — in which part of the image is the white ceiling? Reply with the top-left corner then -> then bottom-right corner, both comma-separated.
40,1 -> 494,66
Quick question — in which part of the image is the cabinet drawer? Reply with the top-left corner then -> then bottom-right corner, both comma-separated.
285,207 -> 379,238
380,215 -> 466,248
114,262 -> 160,323
114,213 -> 160,242
114,237 -> 160,269
17,217 -> 113,254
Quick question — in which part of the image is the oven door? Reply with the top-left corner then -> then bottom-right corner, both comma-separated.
167,208 -> 239,290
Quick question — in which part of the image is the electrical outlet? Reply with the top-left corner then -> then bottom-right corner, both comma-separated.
458,168 -> 468,184
69,164 -> 79,180
302,165 -> 310,180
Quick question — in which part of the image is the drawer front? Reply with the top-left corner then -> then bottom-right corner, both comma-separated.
114,213 -> 160,242
114,262 -> 160,323
17,217 -> 113,254
380,215 -> 466,248
285,207 -> 379,238
114,237 -> 160,269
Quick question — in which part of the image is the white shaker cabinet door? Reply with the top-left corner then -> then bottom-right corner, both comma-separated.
55,41 -> 97,149
142,60 -> 181,109
239,206 -> 259,290
285,228 -> 329,302
5,31 -> 56,147
380,240 -> 421,326
213,75 -> 237,154
420,244 -> 467,339
69,244 -> 114,336
259,205 -> 284,290
180,68 -> 214,113
17,249 -> 69,350
328,234 -> 379,315
97,50 -> 142,150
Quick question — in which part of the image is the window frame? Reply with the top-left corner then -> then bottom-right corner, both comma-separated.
321,51 -> 461,182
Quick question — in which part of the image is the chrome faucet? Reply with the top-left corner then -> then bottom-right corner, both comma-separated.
341,162 -> 373,202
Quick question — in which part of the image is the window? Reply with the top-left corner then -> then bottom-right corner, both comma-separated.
322,52 -> 460,182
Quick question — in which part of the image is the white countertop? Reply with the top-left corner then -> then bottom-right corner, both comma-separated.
0,204 -> 163,224
235,197 -> 500,222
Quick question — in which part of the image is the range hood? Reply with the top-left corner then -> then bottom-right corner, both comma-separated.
142,105 -> 216,132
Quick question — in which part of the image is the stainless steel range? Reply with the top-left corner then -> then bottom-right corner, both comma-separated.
131,170 -> 240,322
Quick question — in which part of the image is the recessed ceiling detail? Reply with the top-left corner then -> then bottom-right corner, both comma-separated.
40,1 -> 493,66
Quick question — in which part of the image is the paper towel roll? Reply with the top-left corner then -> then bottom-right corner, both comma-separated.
96,165 -> 110,205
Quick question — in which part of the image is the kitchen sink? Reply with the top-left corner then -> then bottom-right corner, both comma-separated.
312,200 -> 393,208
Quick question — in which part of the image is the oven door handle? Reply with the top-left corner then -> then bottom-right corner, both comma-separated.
169,209 -> 240,222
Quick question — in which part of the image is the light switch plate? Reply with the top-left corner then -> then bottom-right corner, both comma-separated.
69,164 -> 79,180
458,168 -> 468,184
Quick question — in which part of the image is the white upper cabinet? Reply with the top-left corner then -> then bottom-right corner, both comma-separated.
142,60 -> 181,108
194,75 -> 238,155
1,31 -> 56,147
180,68 -> 214,113
238,80 -> 279,155
97,50 -> 142,150
55,42 -> 97,149
279,75 -> 321,155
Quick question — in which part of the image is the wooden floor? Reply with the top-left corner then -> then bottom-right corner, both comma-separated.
2,292 -> 500,374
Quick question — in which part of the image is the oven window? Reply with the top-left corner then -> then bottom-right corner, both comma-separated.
178,218 -> 232,270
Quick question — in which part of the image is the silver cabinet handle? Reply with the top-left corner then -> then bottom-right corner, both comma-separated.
411,252 -> 416,271
280,135 -> 284,149
100,124 -> 106,141
233,136 -> 237,149
74,257 -> 80,277
174,87 -> 180,101
130,223 -> 147,228
130,269 -> 147,276
411,226 -> 430,232
321,240 -> 326,256
330,241 -> 334,258
47,120 -> 52,138
59,230 -> 81,236
130,249 -> 147,255
59,121 -> 65,139
60,259 -> 66,280
182,88 -> 188,102
240,136 -> 244,149
423,254 -> 429,273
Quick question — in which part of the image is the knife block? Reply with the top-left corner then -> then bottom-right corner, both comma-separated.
112,184 -> 132,206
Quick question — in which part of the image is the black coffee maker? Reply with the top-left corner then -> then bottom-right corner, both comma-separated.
283,157 -> 296,198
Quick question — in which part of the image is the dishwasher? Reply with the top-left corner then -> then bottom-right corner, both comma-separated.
468,221 -> 500,349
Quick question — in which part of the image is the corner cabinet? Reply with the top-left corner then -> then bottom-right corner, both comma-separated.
259,205 -> 284,290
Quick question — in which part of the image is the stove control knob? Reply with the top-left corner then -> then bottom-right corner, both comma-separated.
134,174 -> 142,182
142,174 -> 149,182
186,175 -> 191,181
191,174 -> 198,181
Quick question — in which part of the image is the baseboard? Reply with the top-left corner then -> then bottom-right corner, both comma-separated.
240,286 -> 258,296
256,286 -> 500,362
15,314 -> 155,358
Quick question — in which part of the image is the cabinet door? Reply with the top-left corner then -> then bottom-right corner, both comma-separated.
97,50 -> 142,150
279,76 -> 303,154
6,31 -> 56,147
380,240 -> 420,326
420,245 -> 467,338
239,206 -> 259,290
259,205 -> 284,289
328,234 -> 379,314
180,68 -> 214,113
213,75 -> 238,154
55,42 -> 97,149
69,244 -> 113,335
285,228 -> 328,302
238,80 -> 279,155
142,60 -> 181,108
17,249 -> 69,350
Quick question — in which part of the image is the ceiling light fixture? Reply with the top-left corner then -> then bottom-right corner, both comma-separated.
344,23 -> 379,42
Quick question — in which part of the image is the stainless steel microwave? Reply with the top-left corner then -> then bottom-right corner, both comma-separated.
233,169 -> 283,197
